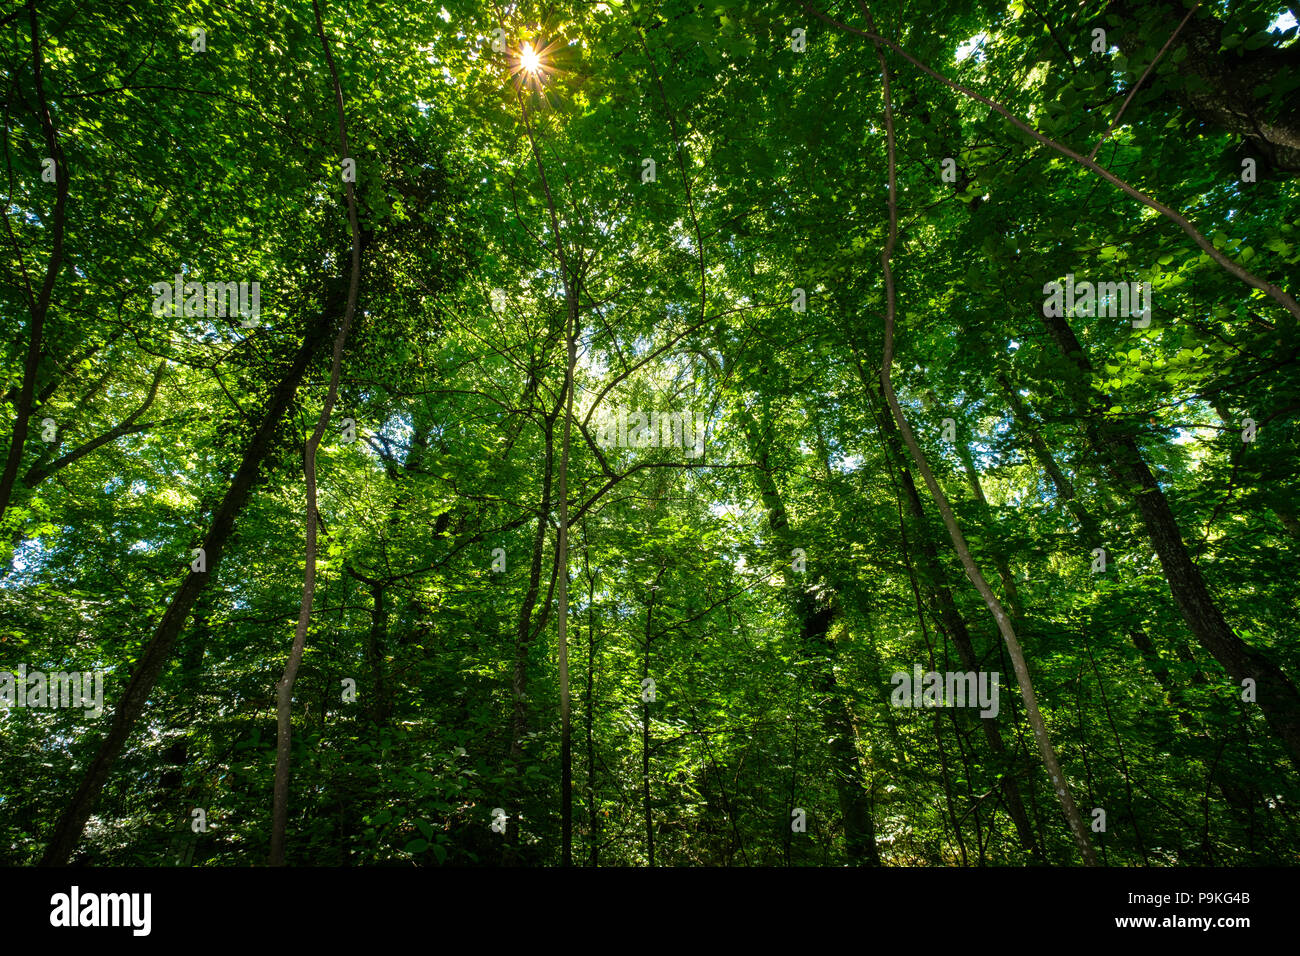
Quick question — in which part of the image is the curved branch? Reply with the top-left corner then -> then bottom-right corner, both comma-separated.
23,360 -> 168,486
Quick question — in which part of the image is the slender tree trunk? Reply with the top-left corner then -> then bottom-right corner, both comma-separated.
22,361 -> 168,490
881,366 -> 1096,862
1001,368 -> 1210,702
583,520 -> 599,866
865,14 -> 1097,863
268,0 -> 363,866
864,373 -> 1041,857
518,86 -> 582,866
556,289 -> 576,868
642,584 -> 656,867
891,476 -> 969,864
508,418 -> 555,765
364,581 -> 390,726
816,3 -> 1300,320
998,371 -> 1102,544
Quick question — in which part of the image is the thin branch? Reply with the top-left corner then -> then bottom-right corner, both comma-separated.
1089,2 -> 1200,160
23,360 -> 168,486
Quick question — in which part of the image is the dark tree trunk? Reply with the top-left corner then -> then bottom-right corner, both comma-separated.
998,371 -> 1102,545
796,589 -> 882,865
40,300 -> 339,865
583,526 -> 599,867
0,3 -> 68,527
642,586 -> 655,867
1041,308 -> 1300,772
1002,370 -> 1210,702
1105,0 -> 1300,175
508,410 -> 557,763
365,582 -> 391,727
744,410 -> 882,865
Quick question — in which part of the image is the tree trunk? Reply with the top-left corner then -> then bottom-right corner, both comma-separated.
365,582 -> 391,726
743,409 -> 882,865
269,0 -> 363,865
866,13 -> 1097,862
582,519 -> 599,866
507,420 -> 555,765
997,371 -> 1101,545
518,85 -> 582,867
798,589 -> 882,865
642,583 -> 656,867
1003,370 -> 1218,690
1105,0 -> 1300,174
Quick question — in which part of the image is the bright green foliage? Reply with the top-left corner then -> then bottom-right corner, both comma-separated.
1,0 -> 1298,866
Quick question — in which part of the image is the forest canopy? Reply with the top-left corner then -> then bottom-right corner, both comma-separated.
1,0 -> 1299,868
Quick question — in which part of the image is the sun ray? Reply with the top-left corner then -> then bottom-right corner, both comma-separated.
506,33 -> 569,100
520,41 -> 541,73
